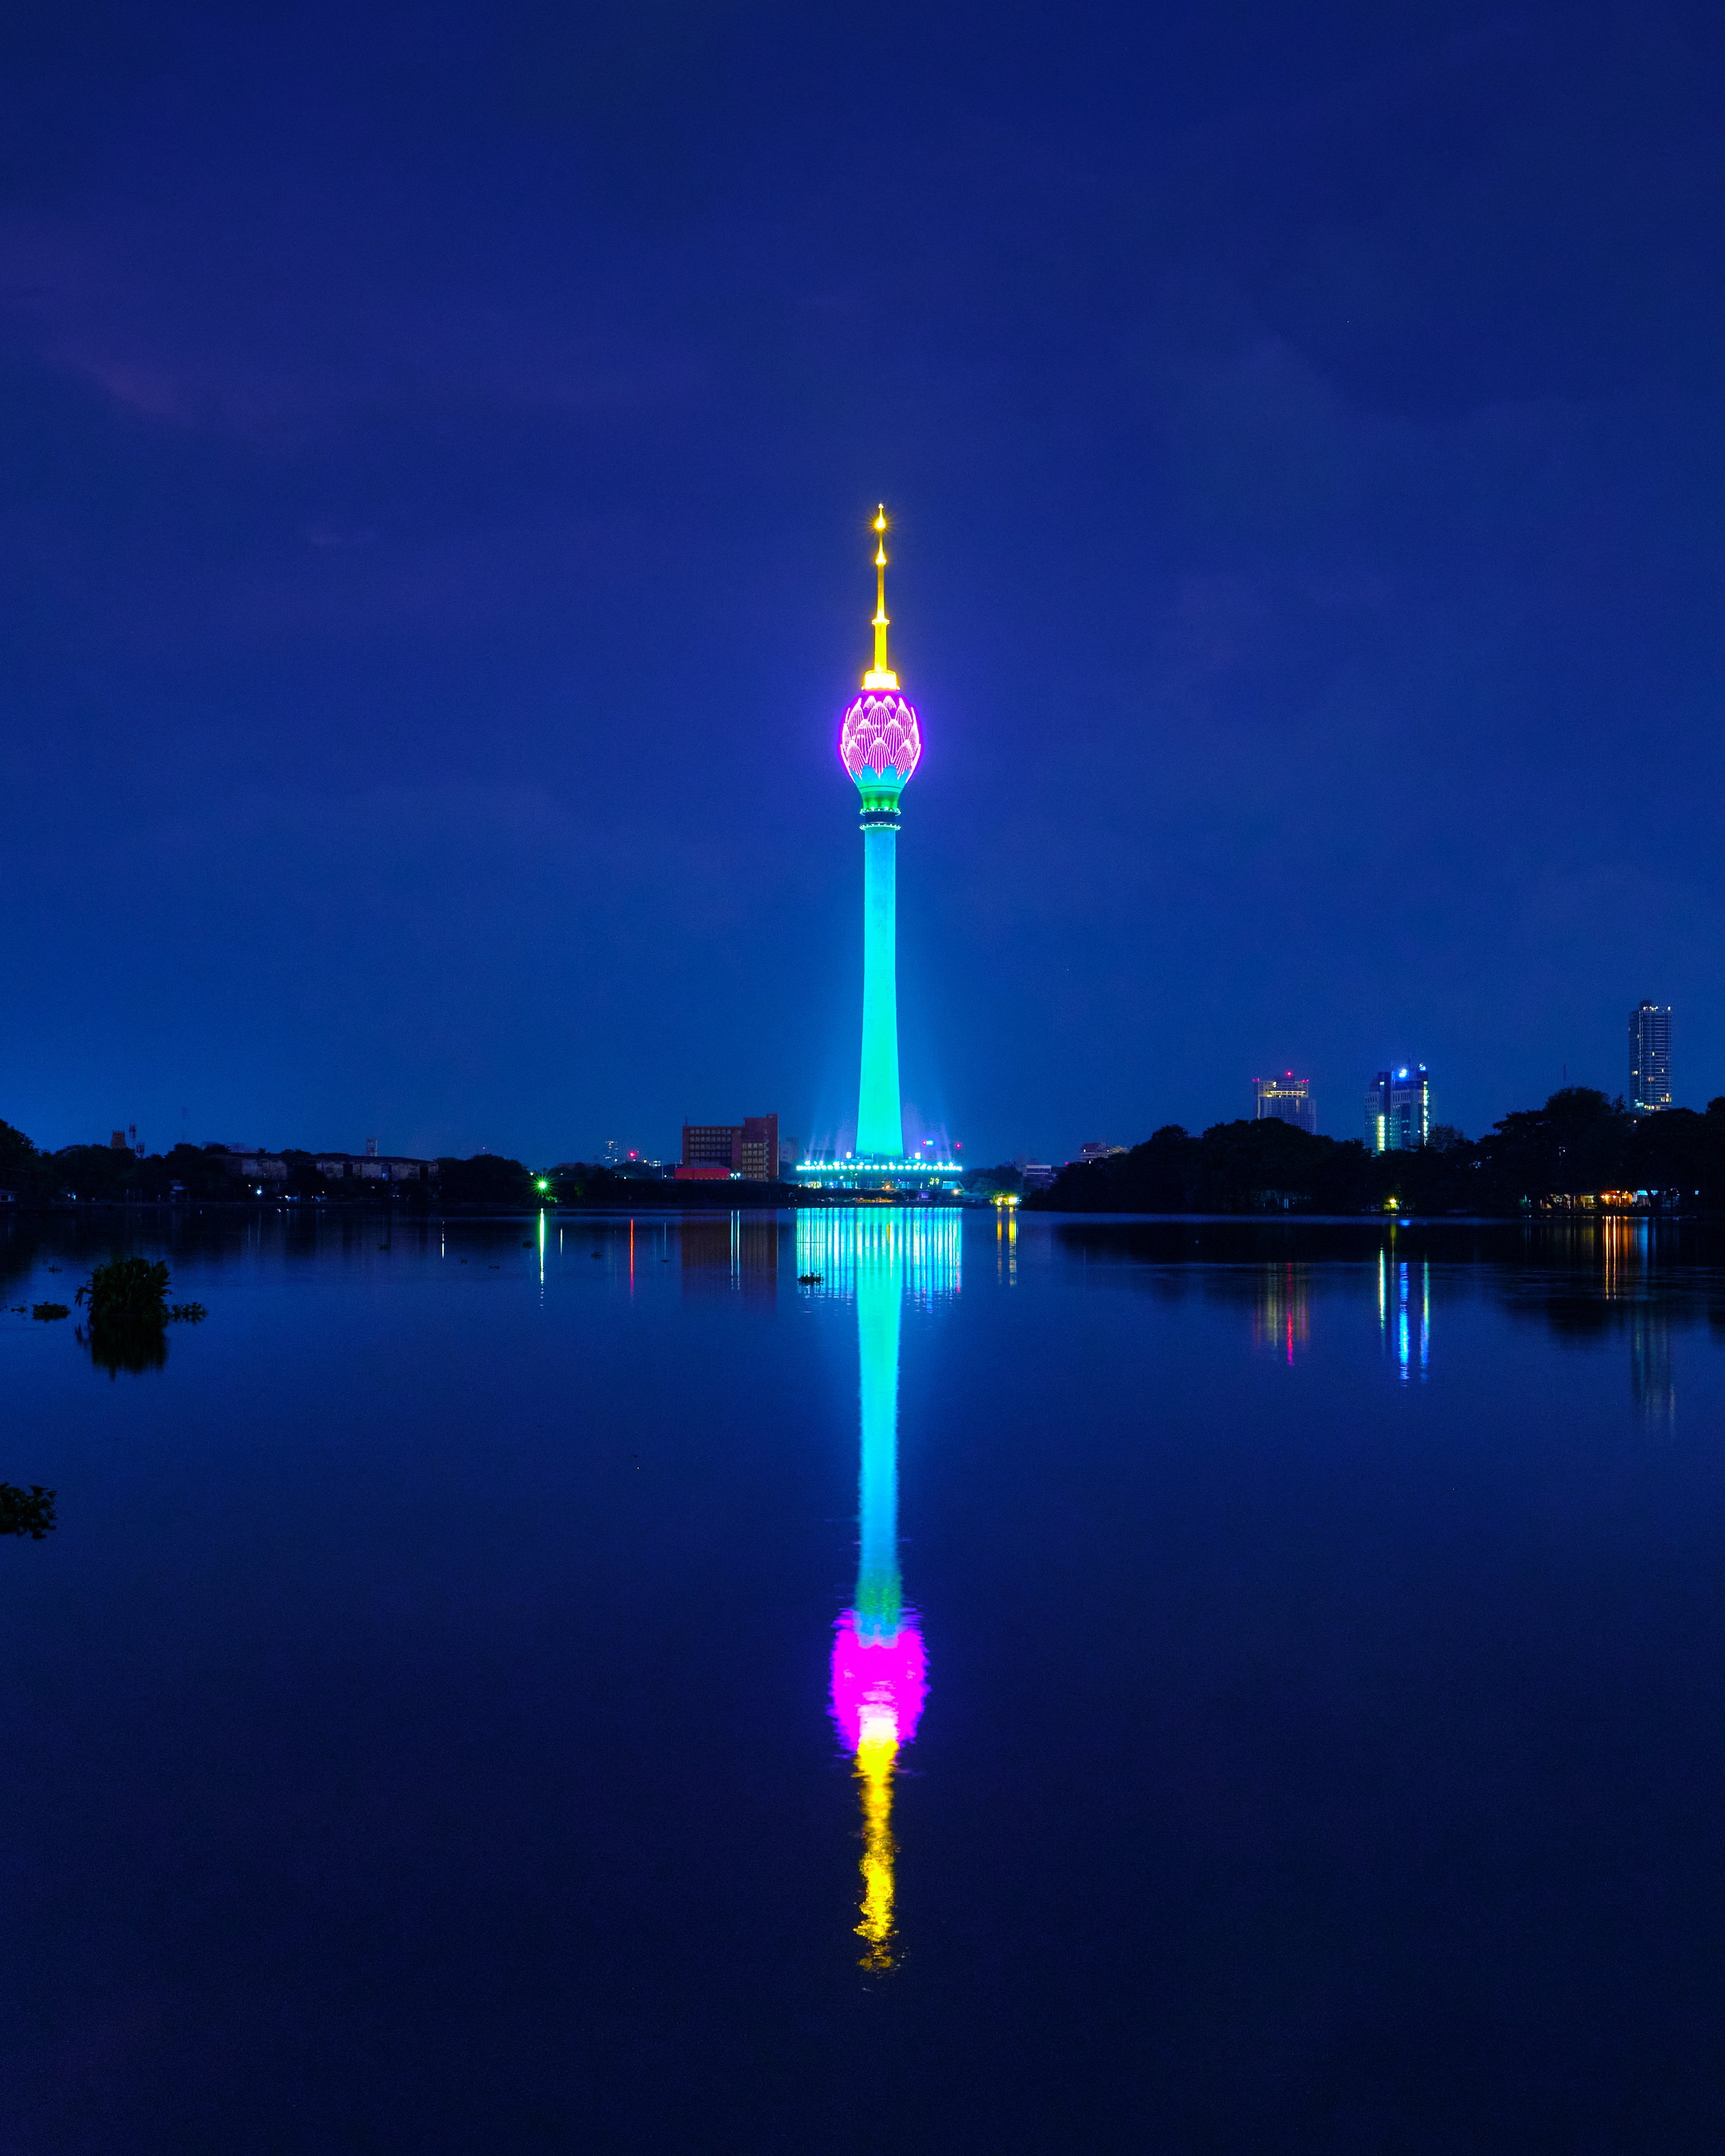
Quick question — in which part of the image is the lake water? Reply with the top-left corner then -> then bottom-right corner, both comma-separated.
4,1207 -> 1725,2153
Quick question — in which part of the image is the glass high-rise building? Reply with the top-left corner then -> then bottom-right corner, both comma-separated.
1629,1001 -> 1672,1114
1365,1066 -> 1430,1153
1254,1072 -> 1316,1133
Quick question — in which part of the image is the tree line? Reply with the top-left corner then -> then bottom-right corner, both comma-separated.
0,1126 -> 544,1209
0,1126 -> 801,1211
1025,1089 -> 1725,1215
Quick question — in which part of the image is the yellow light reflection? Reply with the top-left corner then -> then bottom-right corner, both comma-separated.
854,1725 -> 900,1970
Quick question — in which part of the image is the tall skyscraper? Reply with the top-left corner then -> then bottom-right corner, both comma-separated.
840,508 -> 922,1163
1629,1000 -> 1672,1114
1254,1071 -> 1316,1133
1366,1066 -> 1430,1152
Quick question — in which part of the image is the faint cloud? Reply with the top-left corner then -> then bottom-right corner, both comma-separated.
0,199 -> 704,437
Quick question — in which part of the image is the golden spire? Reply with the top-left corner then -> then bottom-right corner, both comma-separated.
863,503 -> 900,692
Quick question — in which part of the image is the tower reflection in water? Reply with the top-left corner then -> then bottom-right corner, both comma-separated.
1600,1216 -> 1675,1432
798,1207 -> 961,1970
1253,1263 -> 1310,1364
1377,1240 -> 1430,1381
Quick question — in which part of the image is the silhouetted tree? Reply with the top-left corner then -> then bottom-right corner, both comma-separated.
436,1154 -> 536,1207
0,1485 -> 56,1538
0,1119 -> 54,1202
962,1163 -> 1024,1198
1472,1088 -> 1631,1207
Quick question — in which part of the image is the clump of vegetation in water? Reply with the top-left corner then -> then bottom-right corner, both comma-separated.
75,1258 -> 204,1374
78,1257 -> 171,1328
0,1484 -> 56,1538
31,1302 -> 69,1320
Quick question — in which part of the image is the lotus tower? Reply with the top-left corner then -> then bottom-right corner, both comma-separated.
839,506 -> 922,1163
785,508 -> 955,1195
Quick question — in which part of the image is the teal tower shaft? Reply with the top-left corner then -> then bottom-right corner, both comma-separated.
853,1222 -> 904,1638
857,812 -> 904,1160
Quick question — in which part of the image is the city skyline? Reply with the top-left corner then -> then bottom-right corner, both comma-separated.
35,1004 -> 1692,1172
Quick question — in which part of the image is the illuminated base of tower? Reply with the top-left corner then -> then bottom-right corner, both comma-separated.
795,1158 -> 965,1193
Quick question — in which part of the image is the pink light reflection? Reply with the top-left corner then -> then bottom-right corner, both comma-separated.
829,1610 -> 927,1753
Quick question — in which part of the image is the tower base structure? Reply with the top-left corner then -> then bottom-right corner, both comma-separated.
794,1157 -> 966,1195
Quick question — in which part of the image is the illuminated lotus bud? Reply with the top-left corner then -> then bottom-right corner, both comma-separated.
839,691 -> 923,787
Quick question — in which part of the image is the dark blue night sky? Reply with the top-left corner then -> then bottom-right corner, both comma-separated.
3,0 -> 1723,1162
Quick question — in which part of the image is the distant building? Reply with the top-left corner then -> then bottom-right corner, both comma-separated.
1629,1000 -> 1672,1114
1077,1141 -> 1127,1164
312,1153 -> 436,1184
609,1154 -> 667,1179
1366,1066 -> 1430,1153
679,1115 -> 780,1184
1021,1163 -> 1056,1191
739,1117 -> 779,1181
221,1152 -> 288,1183
1254,1073 -> 1316,1134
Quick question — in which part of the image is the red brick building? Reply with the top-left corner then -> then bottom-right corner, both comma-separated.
677,1114 -> 779,1183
